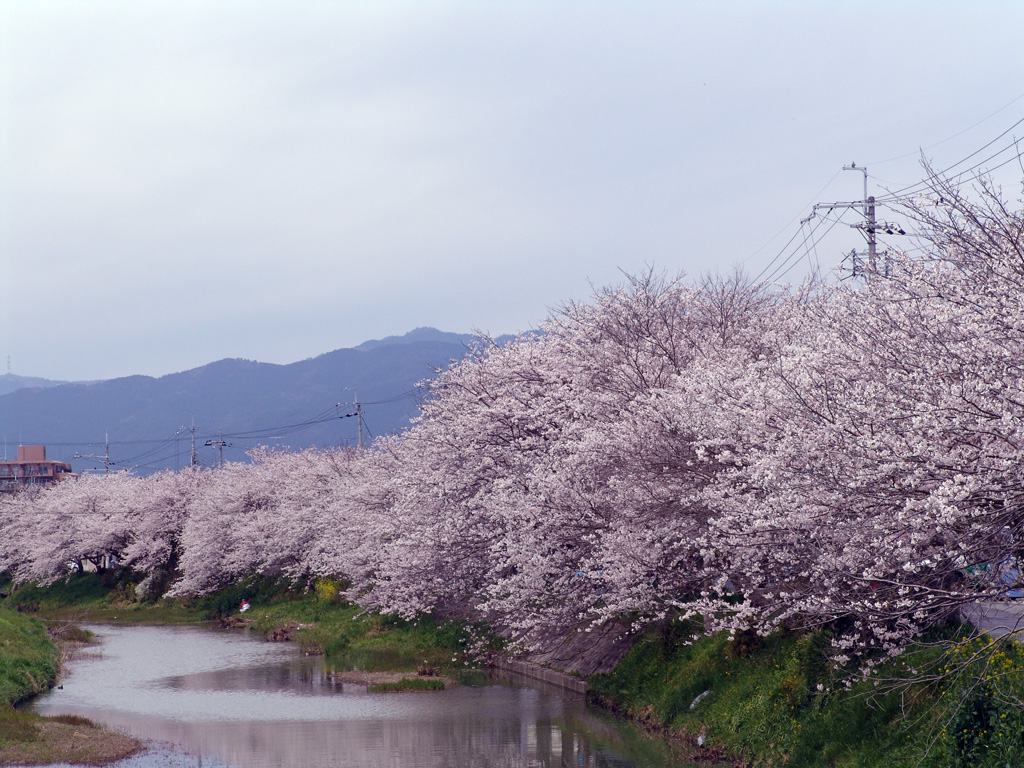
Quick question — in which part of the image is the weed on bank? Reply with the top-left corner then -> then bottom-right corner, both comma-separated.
2,573 -> 483,676
0,608 -> 57,707
588,619 -> 1024,768
195,576 -> 483,674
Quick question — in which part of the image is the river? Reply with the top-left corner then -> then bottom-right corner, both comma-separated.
29,624 -> 681,768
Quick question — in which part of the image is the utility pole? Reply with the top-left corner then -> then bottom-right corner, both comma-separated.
74,430 -> 113,474
356,400 -> 364,450
205,430 -> 230,469
189,418 -> 198,468
809,163 -> 903,279
341,389 -> 364,449
845,163 -> 877,274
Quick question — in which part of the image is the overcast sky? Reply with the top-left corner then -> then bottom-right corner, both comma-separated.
2,1 -> 1023,382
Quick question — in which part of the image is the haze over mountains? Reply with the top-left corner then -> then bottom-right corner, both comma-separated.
0,328 -> 508,475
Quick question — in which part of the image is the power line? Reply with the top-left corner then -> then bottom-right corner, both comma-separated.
740,169 -> 844,268
752,200 -> 844,285
771,213 -> 850,284
363,389 -> 420,405
874,118 -> 1024,203
865,89 -> 1024,166
759,209 -> 852,285
20,394 -> 412,475
751,214 -> 826,284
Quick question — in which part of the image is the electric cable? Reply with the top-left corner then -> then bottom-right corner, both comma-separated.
752,206 -> 836,284
764,209 -> 853,285
874,121 -> 1024,203
740,169 -> 844,267
865,90 -> 1024,166
362,389 -> 420,405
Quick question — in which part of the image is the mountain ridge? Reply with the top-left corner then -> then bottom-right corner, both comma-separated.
0,328 -> 503,473
0,373 -> 73,397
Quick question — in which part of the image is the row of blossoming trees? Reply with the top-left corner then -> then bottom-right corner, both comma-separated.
2,172 -> 1023,664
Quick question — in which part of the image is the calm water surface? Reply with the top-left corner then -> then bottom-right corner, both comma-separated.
30,624 -> 677,768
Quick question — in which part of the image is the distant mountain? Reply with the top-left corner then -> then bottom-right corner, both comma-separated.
0,329 -> 498,475
355,327 -> 478,351
0,373 -> 71,397
355,326 -> 518,351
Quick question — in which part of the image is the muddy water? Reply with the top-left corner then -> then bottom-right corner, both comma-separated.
31,624 -> 675,768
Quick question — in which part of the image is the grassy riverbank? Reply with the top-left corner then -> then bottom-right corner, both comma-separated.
0,606 -> 141,765
0,608 -> 57,706
195,578 -> 483,684
0,574 -> 203,625
2,574 -> 480,681
0,709 -> 141,767
237,590 -> 1024,766
588,620 -> 1024,768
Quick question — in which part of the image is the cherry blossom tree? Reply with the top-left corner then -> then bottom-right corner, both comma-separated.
0,489 -> 43,579
119,468 -> 206,597
351,271 -> 777,649
0,472 -> 145,584
170,447 -> 360,596
691,169 -> 1024,662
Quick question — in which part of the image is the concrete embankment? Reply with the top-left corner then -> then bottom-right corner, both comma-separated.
491,619 -> 635,695
490,657 -> 589,694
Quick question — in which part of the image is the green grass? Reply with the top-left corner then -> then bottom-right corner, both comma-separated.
0,707 -> 41,748
0,608 -> 58,707
367,677 -> 446,692
920,635 -> 1024,768
0,573 -> 111,613
587,619 -> 1024,768
240,586 -> 477,673
1,574 -> 480,676
0,573 -> 207,625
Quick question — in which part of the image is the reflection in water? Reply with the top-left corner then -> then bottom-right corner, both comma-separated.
32,624 -> 674,768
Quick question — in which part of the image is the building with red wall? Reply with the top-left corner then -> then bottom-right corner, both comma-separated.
0,445 -> 76,493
